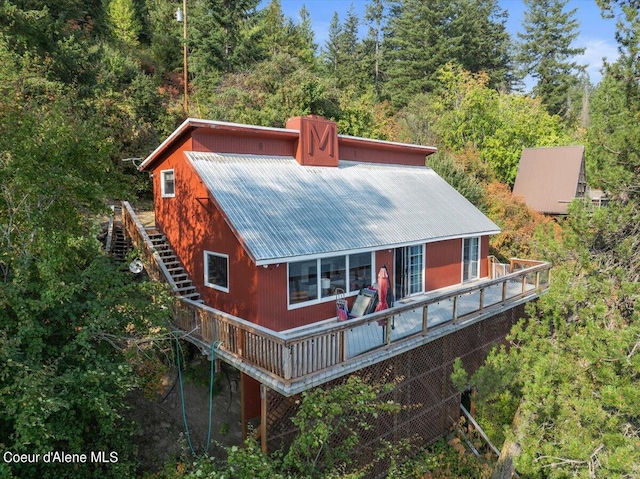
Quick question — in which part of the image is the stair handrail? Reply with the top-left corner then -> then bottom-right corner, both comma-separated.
121,201 -> 179,294
105,204 -> 115,253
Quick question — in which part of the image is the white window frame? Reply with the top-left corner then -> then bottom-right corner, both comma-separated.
161,169 -> 175,198
204,251 -> 229,293
394,243 -> 426,299
462,237 -> 480,282
287,252 -> 375,310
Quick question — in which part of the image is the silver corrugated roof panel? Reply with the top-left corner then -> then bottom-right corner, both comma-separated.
186,153 -> 500,263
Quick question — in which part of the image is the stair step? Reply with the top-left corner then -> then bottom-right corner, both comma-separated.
183,293 -> 201,299
176,286 -> 196,292
167,267 -> 185,272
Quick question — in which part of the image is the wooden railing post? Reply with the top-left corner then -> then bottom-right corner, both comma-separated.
479,287 -> 485,310
502,280 -> 507,302
283,346 -> 292,381
535,271 -> 540,289
452,296 -> 458,322
521,274 -> 527,293
422,305 -> 428,335
385,316 -> 392,346
238,328 -> 245,358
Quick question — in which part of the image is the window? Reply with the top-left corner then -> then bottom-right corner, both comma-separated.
204,251 -> 229,292
463,237 -> 479,282
289,259 -> 318,304
161,169 -> 175,197
288,252 -> 373,307
321,256 -> 346,298
349,252 -> 372,291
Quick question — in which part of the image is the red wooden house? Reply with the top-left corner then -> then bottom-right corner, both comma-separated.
131,115 -> 549,450
139,115 -> 498,329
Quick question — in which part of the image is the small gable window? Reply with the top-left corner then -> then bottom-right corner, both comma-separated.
161,169 -> 175,197
204,251 -> 229,292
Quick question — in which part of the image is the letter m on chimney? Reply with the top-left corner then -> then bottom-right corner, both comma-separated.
308,122 -> 335,158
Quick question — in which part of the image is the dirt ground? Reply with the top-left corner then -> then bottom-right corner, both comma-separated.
127,358 -> 243,474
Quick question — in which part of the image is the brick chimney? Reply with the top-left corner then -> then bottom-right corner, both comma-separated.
286,115 -> 339,167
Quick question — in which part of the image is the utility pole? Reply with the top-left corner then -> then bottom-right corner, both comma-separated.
176,0 -> 188,114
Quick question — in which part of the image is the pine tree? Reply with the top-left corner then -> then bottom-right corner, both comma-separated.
108,0 -> 142,46
189,0 -> 260,75
451,0 -> 513,91
383,0 -> 513,107
517,0 -> 586,119
322,6 -> 363,90
363,0 -> 386,96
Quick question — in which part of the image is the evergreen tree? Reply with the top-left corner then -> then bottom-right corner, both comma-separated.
363,0 -> 386,96
452,0 -> 513,91
587,0 -> 640,199
383,0 -> 513,107
322,6 -> 364,90
189,0 -> 260,76
107,0 -> 142,46
517,0 -> 586,119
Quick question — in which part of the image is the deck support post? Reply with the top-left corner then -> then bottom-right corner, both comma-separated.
260,384 -> 268,454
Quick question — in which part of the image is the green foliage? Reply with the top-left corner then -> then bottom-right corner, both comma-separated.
517,0 -> 586,120
383,0 -> 512,107
399,64 -> 569,185
194,52 -> 340,127
464,200 -> 640,478
108,0 -> 142,47
0,35 -> 173,477
426,152 -> 486,207
388,438 -> 492,479
281,375 -> 401,477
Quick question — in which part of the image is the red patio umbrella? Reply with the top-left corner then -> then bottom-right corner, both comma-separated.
375,266 -> 389,312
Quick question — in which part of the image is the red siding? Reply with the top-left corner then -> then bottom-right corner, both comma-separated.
192,130 -> 295,157
339,143 -> 428,166
480,236 -> 489,278
425,239 -> 462,291
375,250 -> 394,286
153,140 -> 258,323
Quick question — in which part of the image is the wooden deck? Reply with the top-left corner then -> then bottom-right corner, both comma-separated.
122,201 -> 551,396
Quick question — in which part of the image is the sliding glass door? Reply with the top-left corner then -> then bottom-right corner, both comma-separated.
394,245 -> 424,299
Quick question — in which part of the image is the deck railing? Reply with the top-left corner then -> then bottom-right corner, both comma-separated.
122,201 -> 551,394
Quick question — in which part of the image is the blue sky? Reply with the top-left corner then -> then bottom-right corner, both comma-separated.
258,0 -> 620,86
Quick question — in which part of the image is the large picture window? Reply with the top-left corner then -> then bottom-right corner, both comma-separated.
161,169 -> 175,197
288,252 -> 373,307
204,251 -> 229,292
463,237 -> 479,282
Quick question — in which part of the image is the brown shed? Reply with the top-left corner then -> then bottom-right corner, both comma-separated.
512,146 -> 586,215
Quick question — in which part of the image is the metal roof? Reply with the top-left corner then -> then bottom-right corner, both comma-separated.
186,153 -> 500,264
512,146 -> 586,215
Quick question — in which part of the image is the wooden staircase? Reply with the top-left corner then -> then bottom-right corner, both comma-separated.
145,228 -> 204,303
111,205 -> 129,261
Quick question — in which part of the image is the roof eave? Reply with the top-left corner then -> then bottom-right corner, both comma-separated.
253,229 -> 502,266
138,118 -> 300,171
338,134 -> 437,156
